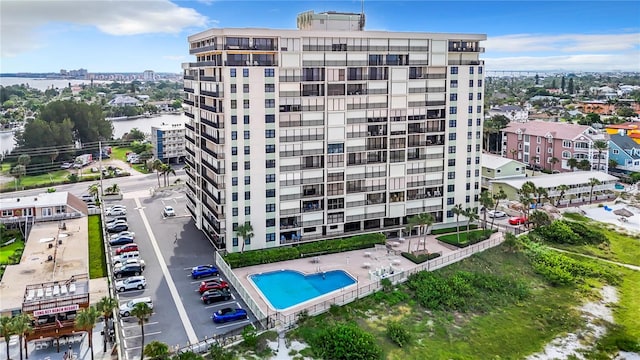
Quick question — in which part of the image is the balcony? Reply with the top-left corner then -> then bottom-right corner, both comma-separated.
190,44 -> 220,54
185,111 -> 194,119
202,117 -> 223,129
280,216 -> 300,230
302,200 -> 323,213
202,131 -> 223,145
201,104 -> 218,113
202,158 -> 224,175
184,87 -> 194,93
184,75 -> 195,80
201,76 -> 218,82
202,144 -> 222,159
185,123 -> 195,132
183,99 -> 194,106
201,90 -> 222,98
188,61 -> 221,67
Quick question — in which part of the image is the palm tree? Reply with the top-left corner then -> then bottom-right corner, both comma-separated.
509,148 -> 517,159
1,315 -> 15,360
609,159 -> 618,170
96,296 -> 118,353
131,302 -> 154,360
536,187 -> 549,206
150,159 -> 164,187
416,213 -> 434,252
404,215 -> 420,254
452,204 -> 464,244
463,208 -> 479,243
556,184 -> 569,207
567,158 -> 578,172
75,306 -> 100,360
88,183 -> 100,199
105,183 -> 120,195
11,313 -> 32,360
143,340 -> 170,360
479,191 -> 494,230
593,140 -> 608,171
236,222 -> 254,253
160,164 -> 176,187
589,177 -> 602,204
490,188 -> 507,229
549,157 -> 559,172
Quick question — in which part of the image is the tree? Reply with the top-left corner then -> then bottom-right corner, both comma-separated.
407,213 -> 435,252
463,208 -> 479,243
589,177 -> 602,204
609,159 -> 618,170
160,164 -> 176,187
10,164 -> 26,189
490,189 -> 508,229
479,191 -> 494,229
528,210 -> 551,229
208,343 -> 234,360
236,222 -> 254,253
405,215 -> 420,254
143,340 -> 170,360
567,158 -> 578,172
131,302 -> 154,360
17,154 -> 31,167
483,115 -> 509,153
593,140 -> 608,171
1,315 -> 15,360
173,352 -> 204,360
105,184 -> 120,195
88,183 -> 100,200
11,313 -> 32,360
578,159 -> 591,171
617,107 -> 636,118
556,184 -> 569,207
96,296 -> 118,353
510,148 -> 517,159
75,305 -> 100,360
149,159 -> 164,187
452,204 -> 464,244
124,128 -> 147,141
568,78 -> 574,94
38,101 -> 113,143
549,157 -> 559,172
313,323 -> 382,360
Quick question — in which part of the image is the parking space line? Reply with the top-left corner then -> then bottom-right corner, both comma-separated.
216,320 -> 250,329
122,321 -> 159,329
204,300 -> 237,309
126,331 -> 162,339
135,197 -> 199,344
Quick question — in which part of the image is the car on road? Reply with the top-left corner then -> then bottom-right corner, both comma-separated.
110,231 -> 135,240
106,207 -> 126,216
119,297 -> 153,317
201,289 -> 232,304
163,206 -> 176,217
487,210 -> 507,218
109,235 -> 135,246
212,308 -> 247,323
199,279 -> 229,294
107,224 -> 129,233
114,258 -> 146,270
191,265 -> 219,279
508,216 -> 528,225
113,264 -> 144,279
115,276 -> 146,292
115,243 -> 138,255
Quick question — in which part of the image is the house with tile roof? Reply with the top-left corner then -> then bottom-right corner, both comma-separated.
609,134 -> 640,173
501,120 -> 609,173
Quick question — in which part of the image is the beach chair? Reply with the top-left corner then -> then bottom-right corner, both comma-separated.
69,283 -> 76,294
61,284 -> 68,295
53,285 -> 60,296
37,288 -> 44,298
26,289 -> 35,301
45,287 -> 53,297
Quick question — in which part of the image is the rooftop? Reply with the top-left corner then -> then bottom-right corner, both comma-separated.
490,171 -> 618,190
482,153 -> 524,170
0,191 -> 71,210
503,120 -> 603,141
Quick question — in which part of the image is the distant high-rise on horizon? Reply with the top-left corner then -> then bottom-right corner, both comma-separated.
182,10 -> 486,253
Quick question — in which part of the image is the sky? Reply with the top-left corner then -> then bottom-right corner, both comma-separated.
0,0 -> 639,74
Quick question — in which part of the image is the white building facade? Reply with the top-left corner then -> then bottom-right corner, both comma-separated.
183,11 -> 486,253
151,124 -> 186,163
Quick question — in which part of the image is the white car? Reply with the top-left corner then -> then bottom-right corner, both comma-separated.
487,210 -> 507,218
114,258 -> 146,270
112,251 -> 140,265
106,208 -> 127,216
110,231 -> 135,240
119,297 -> 153,317
115,276 -> 146,292
163,206 -> 176,217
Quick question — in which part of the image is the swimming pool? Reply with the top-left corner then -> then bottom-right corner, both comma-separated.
249,269 -> 356,310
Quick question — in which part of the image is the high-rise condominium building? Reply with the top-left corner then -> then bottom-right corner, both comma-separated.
183,11 -> 486,253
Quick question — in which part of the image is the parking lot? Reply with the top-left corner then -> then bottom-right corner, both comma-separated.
103,188 -> 254,359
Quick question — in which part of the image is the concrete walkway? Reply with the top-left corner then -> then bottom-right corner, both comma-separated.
549,247 -> 640,271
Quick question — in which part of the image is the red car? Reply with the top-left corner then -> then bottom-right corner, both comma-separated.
508,216 -> 528,225
115,243 -> 139,255
199,279 -> 229,294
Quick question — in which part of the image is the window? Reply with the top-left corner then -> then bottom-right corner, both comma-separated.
448,146 -> 456,153
448,159 -> 456,166
232,162 -> 238,171
265,68 -> 274,77
450,66 -> 458,74
265,114 -> 275,123
232,237 -> 238,246
476,144 -> 481,151
449,133 -> 456,141
468,118 -> 473,126
478,66 -> 483,74
477,105 -> 482,113
477,118 -> 481,126
231,115 -> 237,124
233,222 -> 238,231
466,170 -> 471,178
231,131 -> 237,140
469,67 -> 474,74
230,84 -> 237,93
466,157 -> 472,164
265,129 -> 275,138
266,204 -> 276,212
243,84 -> 249,93
447,197 -> 454,205
465,195 -> 470,203
266,174 -> 275,183
469,80 -> 474,87
266,189 -> 276,197
265,99 -> 275,108
245,207 -> 251,215
244,237 -> 251,245
450,80 -> 458,88
477,80 -> 483,87
266,159 -> 275,168
232,207 -> 238,216
448,171 -> 455,179
231,147 -> 237,155
243,115 -> 250,124
244,130 -> 250,139
562,150 -> 571,159
447,184 -> 455,192
231,100 -> 237,109
563,140 -> 571,148
468,106 -> 473,114
450,93 -> 457,101
232,192 -> 238,201
230,69 -> 236,77
449,106 -> 457,114
244,161 -> 250,170
266,144 -> 275,153
243,99 -> 249,109
265,84 -> 275,92
467,145 -> 472,152
612,149 -> 619,155
243,68 -> 249,77
449,120 -> 457,127
245,191 -> 251,200
232,177 -> 238,186
477,93 -> 482,100
447,210 -> 453,218
466,183 -> 471,190
266,233 -> 276,242
266,218 -> 275,227
469,93 -> 473,100
475,156 -> 480,164
244,146 -> 250,155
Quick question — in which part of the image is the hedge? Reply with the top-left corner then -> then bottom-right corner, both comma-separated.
431,224 -> 478,235
401,252 -> 441,264
223,233 -> 386,268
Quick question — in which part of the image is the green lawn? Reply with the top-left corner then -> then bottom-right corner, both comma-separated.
111,146 -> 132,162
88,215 -> 107,278
0,241 -> 25,263
0,170 -> 71,191
436,229 -> 492,247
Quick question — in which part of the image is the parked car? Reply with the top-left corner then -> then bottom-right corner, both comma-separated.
110,231 -> 135,240
112,251 -> 140,265
115,276 -> 146,292
106,215 -> 127,222
107,224 -> 129,233
109,235 -> 135,246
114,258 -> 146,270
115,243 -> 138,255
508,216 -> 528,225
199,279 -> 229,294
80,195 -> 95,203
201,289 -> 232,304
119,297 -> 153,317
113,264 -> 144,279
487,210 -> 507,218
163,206 -> 176,217
211,308 -> 247,323
106,205 -> 126,212
191,265 -> 219,279
106,219 -> 127,228
60,162 -> 73,169
106,207 -> 126,216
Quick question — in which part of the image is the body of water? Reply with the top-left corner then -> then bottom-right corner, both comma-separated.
0,113 -> 187,156
0,77 -> 112,91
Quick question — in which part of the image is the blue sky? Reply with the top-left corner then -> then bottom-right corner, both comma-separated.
1,0 -> 639,73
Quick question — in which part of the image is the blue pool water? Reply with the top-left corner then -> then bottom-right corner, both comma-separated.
250,270 -> 356,310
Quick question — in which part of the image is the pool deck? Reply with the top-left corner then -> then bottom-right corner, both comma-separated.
231,234 -> 460,320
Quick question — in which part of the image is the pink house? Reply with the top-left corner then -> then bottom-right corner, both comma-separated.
501,121 -> 609,173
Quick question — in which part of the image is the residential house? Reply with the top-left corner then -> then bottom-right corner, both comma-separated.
609,134 -> 640,173
481,153 -> 525,190
107,95 -> 140,107
605,123 -> 640,145
502,120 -> 609,173
488,105 -> 528,122
0,192 -> 87,225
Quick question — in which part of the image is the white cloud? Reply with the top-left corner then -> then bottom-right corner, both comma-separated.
1,0 -> 208,57
486,33 -> 640,53
484,52 -> 640,72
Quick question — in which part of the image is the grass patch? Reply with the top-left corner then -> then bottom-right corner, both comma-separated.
401,252 -> 441,264
0,162 -> 10,174
0,241 -> 25,263
562,212 -> 590,222
0,170 -> 70,191
436,229 -> 493,247
110,146 -> 132,162
88,215 -> 107,278
615,268 -> 640,340
431,224 -> 478,235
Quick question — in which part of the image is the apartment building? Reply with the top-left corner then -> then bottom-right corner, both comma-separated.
183,11 -> 486,253
151,124 -> 187,163
502,120 -> 609,173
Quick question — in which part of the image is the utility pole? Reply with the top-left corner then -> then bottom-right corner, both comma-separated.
99,140 -> 103,199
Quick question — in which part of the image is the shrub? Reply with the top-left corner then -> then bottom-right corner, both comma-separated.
431,224 -> 478,235
242,325 -> 258,349
401,252 -> 441,264
534,221 -> 580,244
564,221 -> 607,245
208,343 -> 234,360
312,323 -> 382,360
386,321 -> 411,348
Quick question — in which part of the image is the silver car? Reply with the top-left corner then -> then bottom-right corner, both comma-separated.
115,276 -> 146,292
